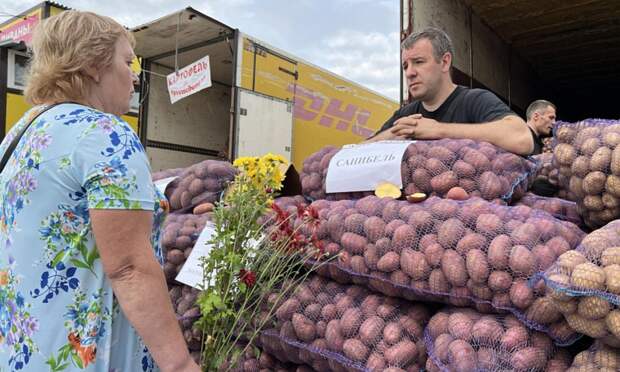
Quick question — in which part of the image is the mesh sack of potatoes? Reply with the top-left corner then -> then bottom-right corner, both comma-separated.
168,283 -> 202,358
300,139 -> 539,203
566,340 -> 620,372
539,220 -> 620,346
531,153 -> 562,192
542,137 -> 553,154
152,167 -> 185,181
552,119 -> 620,228
269,195 -> 586,344
258,274 -> 432,372
217,344 -> 306,372
162,212 -> 211,283
424,307 -> 572,372
164,159 -> 237,212
513,192 -> 581,225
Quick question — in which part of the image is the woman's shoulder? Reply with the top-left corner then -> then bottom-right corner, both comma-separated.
39,103 -> 135,138
44,103 -> 120,125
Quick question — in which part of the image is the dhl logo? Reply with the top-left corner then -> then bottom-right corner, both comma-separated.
287,84 -> 375,139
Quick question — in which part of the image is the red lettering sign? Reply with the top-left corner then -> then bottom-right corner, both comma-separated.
0,14 -> 40,45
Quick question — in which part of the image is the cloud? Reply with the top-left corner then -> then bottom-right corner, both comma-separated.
1,0 -> 401,100
308,30 -> 401,100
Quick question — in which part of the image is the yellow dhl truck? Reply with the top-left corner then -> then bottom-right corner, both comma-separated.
132,7 -> 398,171
0,1 -> 140,139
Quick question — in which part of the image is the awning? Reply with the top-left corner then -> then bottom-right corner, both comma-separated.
131,7 -> 235,60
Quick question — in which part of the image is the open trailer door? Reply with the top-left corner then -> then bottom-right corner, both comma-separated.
235,89 -> 293,162
132,7 -> 236,171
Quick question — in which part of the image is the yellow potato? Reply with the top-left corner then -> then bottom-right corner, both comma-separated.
566,314 -> 608,338
558,251 -> 587,274
604,265 -> 620,294
605,310 -> 620,340
601,247 -> 620,267
374,182 -> 401,199
552,298 -> 577,315
577,296 -> 611,320
592,346 -> 619,369
570,262 -> 606,290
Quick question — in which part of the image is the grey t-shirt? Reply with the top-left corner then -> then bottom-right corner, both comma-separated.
376,86 -> 515,135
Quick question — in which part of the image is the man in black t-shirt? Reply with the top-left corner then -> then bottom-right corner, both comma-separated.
526,100 -> 560,196
525,100 -> 556,155
367,28 -> 534,156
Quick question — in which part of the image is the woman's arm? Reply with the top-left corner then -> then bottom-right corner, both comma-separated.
90,209 -> 200,372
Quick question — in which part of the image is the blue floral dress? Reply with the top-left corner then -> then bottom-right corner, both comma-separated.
0,103 -> 166,371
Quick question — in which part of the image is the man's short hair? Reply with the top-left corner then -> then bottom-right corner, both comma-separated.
526,100 -> 556,121
401,27 -> 454,63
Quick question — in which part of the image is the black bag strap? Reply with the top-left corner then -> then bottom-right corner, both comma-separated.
0,102 -> 69,174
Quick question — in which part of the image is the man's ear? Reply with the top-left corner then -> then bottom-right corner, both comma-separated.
441,52 -> 452,73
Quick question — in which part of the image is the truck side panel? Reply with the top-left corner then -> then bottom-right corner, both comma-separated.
239,35 -> 398,169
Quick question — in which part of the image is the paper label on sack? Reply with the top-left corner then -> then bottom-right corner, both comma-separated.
175,225 -> 264,289
175,223 -> 216,289
154,177 -> 177,195
325,140 -> 413,193
167,55 -> 212,104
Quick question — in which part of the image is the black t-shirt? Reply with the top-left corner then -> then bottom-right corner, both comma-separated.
376,85 -> 515,135
529,127 -> 544,155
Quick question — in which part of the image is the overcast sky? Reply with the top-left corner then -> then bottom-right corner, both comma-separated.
0,0 -> 401,101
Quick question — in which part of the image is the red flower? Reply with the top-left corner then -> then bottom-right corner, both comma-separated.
289,233 -> 307,251
296,204 -> 306,219
304,206 -> 319,220
312,238 -> 324,255
271,203 -> 289,222
238,269 -> 257,287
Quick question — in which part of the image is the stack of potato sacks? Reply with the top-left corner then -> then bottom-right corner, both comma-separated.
541,221 -> 620,348
154,160 -> 236,364
552,119 -> 620,229
249,138 -> 589,372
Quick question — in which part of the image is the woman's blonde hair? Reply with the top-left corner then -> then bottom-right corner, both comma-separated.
24,10 -> 135,105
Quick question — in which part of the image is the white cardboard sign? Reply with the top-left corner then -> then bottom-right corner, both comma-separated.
175,224 -> 263,289
167,55 -> 212,104
154,176 -> 177,195
325,140 -> 413,193
175,223 -> 216,289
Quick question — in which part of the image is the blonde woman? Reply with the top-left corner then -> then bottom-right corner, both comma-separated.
0,11 -> 200,372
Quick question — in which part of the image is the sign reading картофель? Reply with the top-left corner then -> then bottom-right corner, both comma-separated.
166,55 -> 212,104
325,140 -> 413,193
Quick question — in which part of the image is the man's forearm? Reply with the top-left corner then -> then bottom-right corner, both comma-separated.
364,129 -> 392,143
434,116 -> 534,155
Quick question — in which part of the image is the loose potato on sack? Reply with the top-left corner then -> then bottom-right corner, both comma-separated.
539,220 -> 620,346
259,274 -> 431,372
300,139 -> 538,203
424,308 -> 572,372
280,195 -> 586,344
552,119 -> 620,228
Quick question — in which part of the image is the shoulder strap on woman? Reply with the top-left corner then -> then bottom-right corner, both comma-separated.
0,102 -> 67,174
